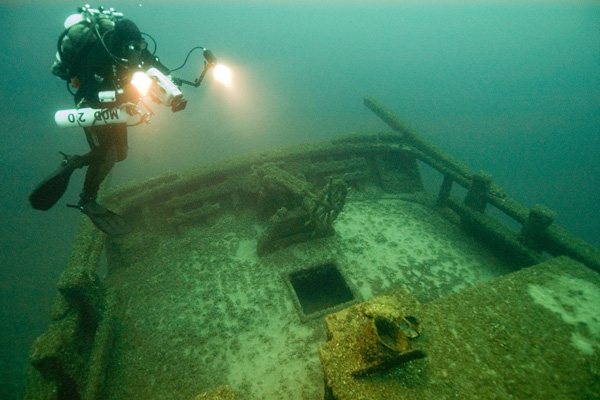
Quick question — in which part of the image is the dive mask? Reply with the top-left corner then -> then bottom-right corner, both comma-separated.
126,39 -> 147,52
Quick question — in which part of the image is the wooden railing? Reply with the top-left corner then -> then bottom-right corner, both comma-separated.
364,96 -> 600,273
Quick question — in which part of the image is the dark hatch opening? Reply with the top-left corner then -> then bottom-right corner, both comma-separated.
289,263 -> 354,315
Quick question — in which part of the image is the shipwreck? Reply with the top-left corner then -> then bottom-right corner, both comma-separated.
22,97 -> 600,400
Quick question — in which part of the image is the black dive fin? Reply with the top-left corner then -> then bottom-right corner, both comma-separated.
68,203 -> 131,236
29,153 -> 85,211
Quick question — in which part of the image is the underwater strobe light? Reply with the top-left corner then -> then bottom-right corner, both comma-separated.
169,48 -> 232,89
213,64 -> 232,88
130,71 -> 152,97
201,49 -> 232,88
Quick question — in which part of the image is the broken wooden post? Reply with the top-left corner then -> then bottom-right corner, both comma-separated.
436,174 -> 454,207
519,204 -> 556,251
464,171 -> 492,213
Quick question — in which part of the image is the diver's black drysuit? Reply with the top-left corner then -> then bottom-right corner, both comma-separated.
68,20 -> 169,206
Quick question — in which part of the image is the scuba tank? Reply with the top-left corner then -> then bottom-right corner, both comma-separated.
55,105 -> 142,128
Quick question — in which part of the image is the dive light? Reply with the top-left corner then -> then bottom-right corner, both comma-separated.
170,48 -> 231,88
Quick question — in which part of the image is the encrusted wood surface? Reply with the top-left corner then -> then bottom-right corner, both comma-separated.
320,256 -> 600,400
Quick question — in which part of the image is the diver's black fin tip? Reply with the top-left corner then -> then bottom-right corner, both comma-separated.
29,194 -> 52,211
78,206 -> 132,236
29,153 -> 83,211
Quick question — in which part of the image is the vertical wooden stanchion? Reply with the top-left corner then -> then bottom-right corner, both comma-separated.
464,171 -> 492,213
519,204 -> 556,251
437,174 -> 453,207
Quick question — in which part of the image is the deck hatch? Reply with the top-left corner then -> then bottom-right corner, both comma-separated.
289,263 -> 354,315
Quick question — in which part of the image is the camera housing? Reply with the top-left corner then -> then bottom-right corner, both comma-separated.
145,68 -> 187,112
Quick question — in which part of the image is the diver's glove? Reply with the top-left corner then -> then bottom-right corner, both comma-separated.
121,102 -> 140,116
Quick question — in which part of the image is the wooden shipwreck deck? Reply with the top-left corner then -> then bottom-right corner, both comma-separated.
22,98 -> 600,400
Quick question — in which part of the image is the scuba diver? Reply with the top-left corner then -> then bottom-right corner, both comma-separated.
29,7 -> 172,235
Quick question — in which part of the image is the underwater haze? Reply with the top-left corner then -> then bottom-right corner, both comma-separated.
1,1 -> 599,398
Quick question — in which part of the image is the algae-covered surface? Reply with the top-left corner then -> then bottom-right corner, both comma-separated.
99,193 -> 514,399
320,256 -> 600,400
